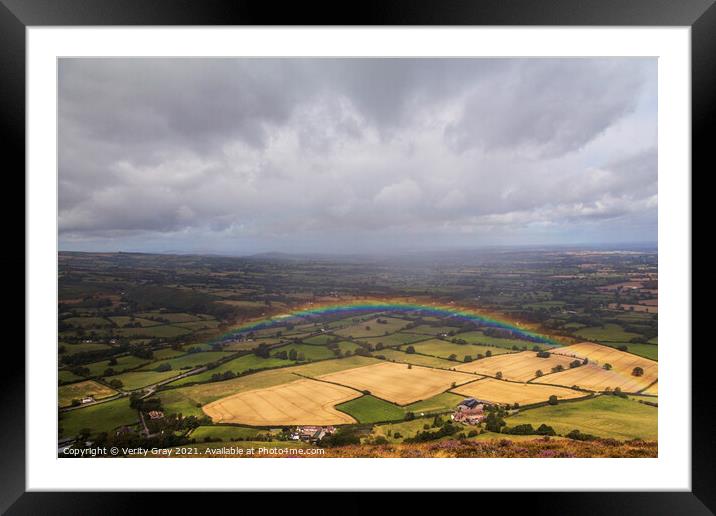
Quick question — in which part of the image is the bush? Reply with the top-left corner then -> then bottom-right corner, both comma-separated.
536,424 -> 556,436
506,424 -> 535,435
548,395 -> 559,405
566,429 -> 597,441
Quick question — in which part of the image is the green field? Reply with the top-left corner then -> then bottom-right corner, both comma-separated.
108,316 -> 161,327
189,425 -> 274,441
84,355 -> 152,377
453,331 -> 546,350
603,342 -> 658,361
371,416 -> 438,443
115,325 -> 193,338
60,342 -> 113,355
153,348 -> 188,360
271,343 -> 336,361
106,370 -> 181,390
168,354 -> 295,386
407,339 -> 512,361
136,311 -> 206,323
142,351 -> 230,371
404,391 -> 466,414
334,317 -> 412,338
59,369 -> 85,384
359,332 -> 432,348
505,395 -> 657,440
336,395 -> 406,423
174,320 -> 222,331
574,323 -> 643,343
302,334 -> 336,345
377,348 -> 458,369
59,398 -> 138,438
63,316 -> 112,328
404,325 -> 461,336
336,341 -> 362,353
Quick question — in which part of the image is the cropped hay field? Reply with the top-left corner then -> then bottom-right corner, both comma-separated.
317,361 -> 475,405
451,378 -> 584,406
203,378 -> 361,426
549,342 -> 657,391
58,380 -> 117,407
160,356 -> 380,413
534,363 -> 654,393
455,351 -> 576,381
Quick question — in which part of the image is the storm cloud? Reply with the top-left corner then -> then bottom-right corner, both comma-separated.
58,58 -> 657,254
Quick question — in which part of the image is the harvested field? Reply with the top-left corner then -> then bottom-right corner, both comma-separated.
533,363 -> 651,393
455,351 -> 576,382
551,342 -> 657,390
642,382 -> 658,396
202,378 -> 361,426
452,378 -> 584,406
316,361 -> 475,405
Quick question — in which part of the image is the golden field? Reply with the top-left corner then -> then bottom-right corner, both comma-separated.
202,378 -> 361,426
451,377 -> 585,406
455,351 -> 576,382
317,361 -> 475,405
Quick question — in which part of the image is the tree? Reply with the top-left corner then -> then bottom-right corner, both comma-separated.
405,345 -> 416,354
485,350 -> 492,357
569,360 -> 582,369
495,371 -> 503,380
156,362 -> 172,372
632,366 -> 644,377
463,355 -> 473,363
109,379 -> 123,389
535,369 -> 544,378
407,364 -> 412,369
603,363 -> 612,370
448,354 -> 458,361
548,395 -> 558,405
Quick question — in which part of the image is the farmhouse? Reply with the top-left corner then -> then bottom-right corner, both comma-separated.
452,398 -> 486,425
291,426 -> 336,443
80,396 -> 95,404
147,410 -> 164,420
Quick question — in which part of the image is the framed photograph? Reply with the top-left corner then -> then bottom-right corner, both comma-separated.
5,0 -> 710,511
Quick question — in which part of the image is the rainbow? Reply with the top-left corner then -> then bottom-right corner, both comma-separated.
216,299 -> 558,346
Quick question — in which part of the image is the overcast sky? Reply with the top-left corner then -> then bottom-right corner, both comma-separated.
58,58 -> 657,255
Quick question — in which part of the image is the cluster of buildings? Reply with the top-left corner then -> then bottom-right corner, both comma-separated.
451,397 -> 487,425
290,426 -> 337,443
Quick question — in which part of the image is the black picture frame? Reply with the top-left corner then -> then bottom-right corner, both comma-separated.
3,0 -> 710,513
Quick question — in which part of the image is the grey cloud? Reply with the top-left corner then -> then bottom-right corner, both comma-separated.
58,58 -> 657,253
